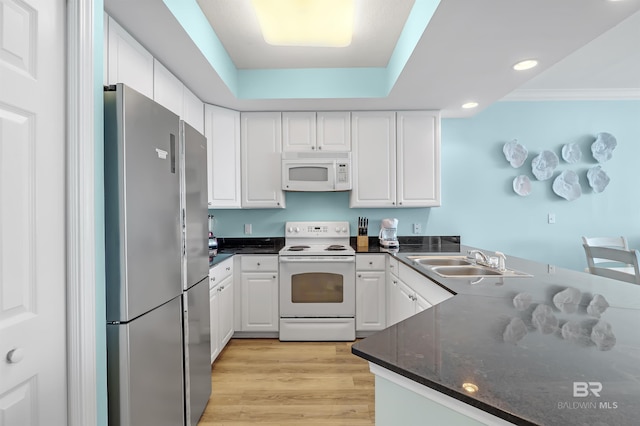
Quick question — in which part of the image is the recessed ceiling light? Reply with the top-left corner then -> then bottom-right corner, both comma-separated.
462,382 -> 479,393
462,102 -> 479,109
251,0 -> 355,47
513,59 -> 539,71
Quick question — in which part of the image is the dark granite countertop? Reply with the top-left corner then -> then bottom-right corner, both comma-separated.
352,245 -> 640,425
208,237 -> 285,267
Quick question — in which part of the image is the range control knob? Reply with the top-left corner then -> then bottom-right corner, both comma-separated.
287,227 -> 293,233
295,227 -> 300,233
341,227 -> 347,233
335,227 -> 341,232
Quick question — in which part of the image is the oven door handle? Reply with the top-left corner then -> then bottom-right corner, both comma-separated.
279,256 -> 356,263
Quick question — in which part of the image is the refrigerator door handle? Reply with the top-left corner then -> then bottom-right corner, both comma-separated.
170,133 -> 176,174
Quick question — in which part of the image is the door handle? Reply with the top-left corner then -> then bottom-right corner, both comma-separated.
6,348 -> 25,364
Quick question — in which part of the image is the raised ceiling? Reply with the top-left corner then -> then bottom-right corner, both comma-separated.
197,0 -> 416,69
104,0 -> 640,117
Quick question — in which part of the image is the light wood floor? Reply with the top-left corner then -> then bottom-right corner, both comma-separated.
198,339 -> 375,426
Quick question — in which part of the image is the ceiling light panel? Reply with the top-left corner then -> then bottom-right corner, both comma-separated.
252,0 -> 355,47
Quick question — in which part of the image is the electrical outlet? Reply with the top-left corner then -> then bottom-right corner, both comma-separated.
548,213 -> 556,224
244,223 -> 252,235
548,264 -> 556,274
413,223 -> 422,234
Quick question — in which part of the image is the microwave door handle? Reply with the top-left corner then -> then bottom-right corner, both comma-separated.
332,162 -> 337,190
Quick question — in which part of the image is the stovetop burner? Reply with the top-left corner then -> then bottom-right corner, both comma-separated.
326,245 -> 347,251
288,245 -> 310,251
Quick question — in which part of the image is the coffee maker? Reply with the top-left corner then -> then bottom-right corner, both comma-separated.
378,218 -> 399,249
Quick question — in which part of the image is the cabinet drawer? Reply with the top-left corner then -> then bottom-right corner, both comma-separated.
399,263 -> 453,306
240,255 -> 278,272
388,257 -> 400,276
356,254 -> 386,271
210,257 -> 233,289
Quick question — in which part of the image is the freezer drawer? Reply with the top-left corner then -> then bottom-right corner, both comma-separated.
107,296 -> 185,426
183,278 -> 212,425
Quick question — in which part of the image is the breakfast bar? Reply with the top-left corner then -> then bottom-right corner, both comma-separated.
352,246 -> 640,425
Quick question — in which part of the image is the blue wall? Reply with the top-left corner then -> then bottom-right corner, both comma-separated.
211,100 -> 640,272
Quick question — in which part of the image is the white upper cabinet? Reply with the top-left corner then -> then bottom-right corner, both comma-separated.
397,111 -> 441,207
106,16 -> 154,99
350,111 -> 397,208
317,112 -> 351,152
350,110 -> 441,208
241,112 -> 286,209
282,112 -> 316,152
153,59 -> 183,117
205,105 -> 241,208
183,86 -> 204,133
283,111 -> 351,152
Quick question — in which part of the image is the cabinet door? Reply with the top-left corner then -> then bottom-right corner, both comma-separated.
388,277 -> 415,326
350,111 -> 396,207
282,112 -> 316,152
153,59 -> 183,117
317,112 -> 351,152
210,284 -> 220,363
241,112 -> 285,208
218,276 -> 234,346
356,271 -> 387,331
241,272 -> 279,332
397,111 -> 440,207
183,86 -> 204,133
205,105 -> 241,208
106,16 -> 154,99
415,292 -> 432,313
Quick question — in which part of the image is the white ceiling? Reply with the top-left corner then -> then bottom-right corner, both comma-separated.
104,0 -> 640,117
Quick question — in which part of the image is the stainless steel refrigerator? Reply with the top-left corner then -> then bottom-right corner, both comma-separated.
104,84 -> 184,426
179,120 -> 212,426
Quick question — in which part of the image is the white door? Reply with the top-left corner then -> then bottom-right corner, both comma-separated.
0,0 -> 67,424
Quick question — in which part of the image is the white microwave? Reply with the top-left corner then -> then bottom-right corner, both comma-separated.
282,152 -> 352,192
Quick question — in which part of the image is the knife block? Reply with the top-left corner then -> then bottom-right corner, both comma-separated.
357,235 -> 369,250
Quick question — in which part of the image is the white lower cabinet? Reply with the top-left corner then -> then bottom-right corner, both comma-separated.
239,255 -> 279,332
356,254 -> 387,332
387,259 -> 453,326
388,276 -> 419,326
209,258 -> 234,363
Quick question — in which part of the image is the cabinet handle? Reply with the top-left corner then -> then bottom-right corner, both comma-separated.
226,267 -> 231,271
311,146 -> 315,150
257,262 -> 261,266
358,274 -> 362,278
399,202 -> 403,205
318,146 -> 322,150
218,286 -> 224,291
211,277 -> 216,282
392,202 -> 395,205
369,261 -> 373,265
273,275 -> 277,279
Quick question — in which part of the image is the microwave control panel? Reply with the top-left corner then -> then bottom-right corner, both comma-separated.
336,163 -> 349,183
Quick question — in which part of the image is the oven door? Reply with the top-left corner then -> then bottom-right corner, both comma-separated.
279,255 -> 355,317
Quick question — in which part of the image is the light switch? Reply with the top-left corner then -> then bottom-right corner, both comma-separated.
548,213 -> 556,224
244,223 -> 252,234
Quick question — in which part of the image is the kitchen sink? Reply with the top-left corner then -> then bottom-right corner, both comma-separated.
430,265 -> 503,277
408,256 -> 472,266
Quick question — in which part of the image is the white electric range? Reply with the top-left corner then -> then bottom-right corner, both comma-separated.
278,221 -> 356,341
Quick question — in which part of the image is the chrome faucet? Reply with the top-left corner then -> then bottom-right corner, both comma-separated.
467,250 -> 490,266
494,251 -> 507,272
